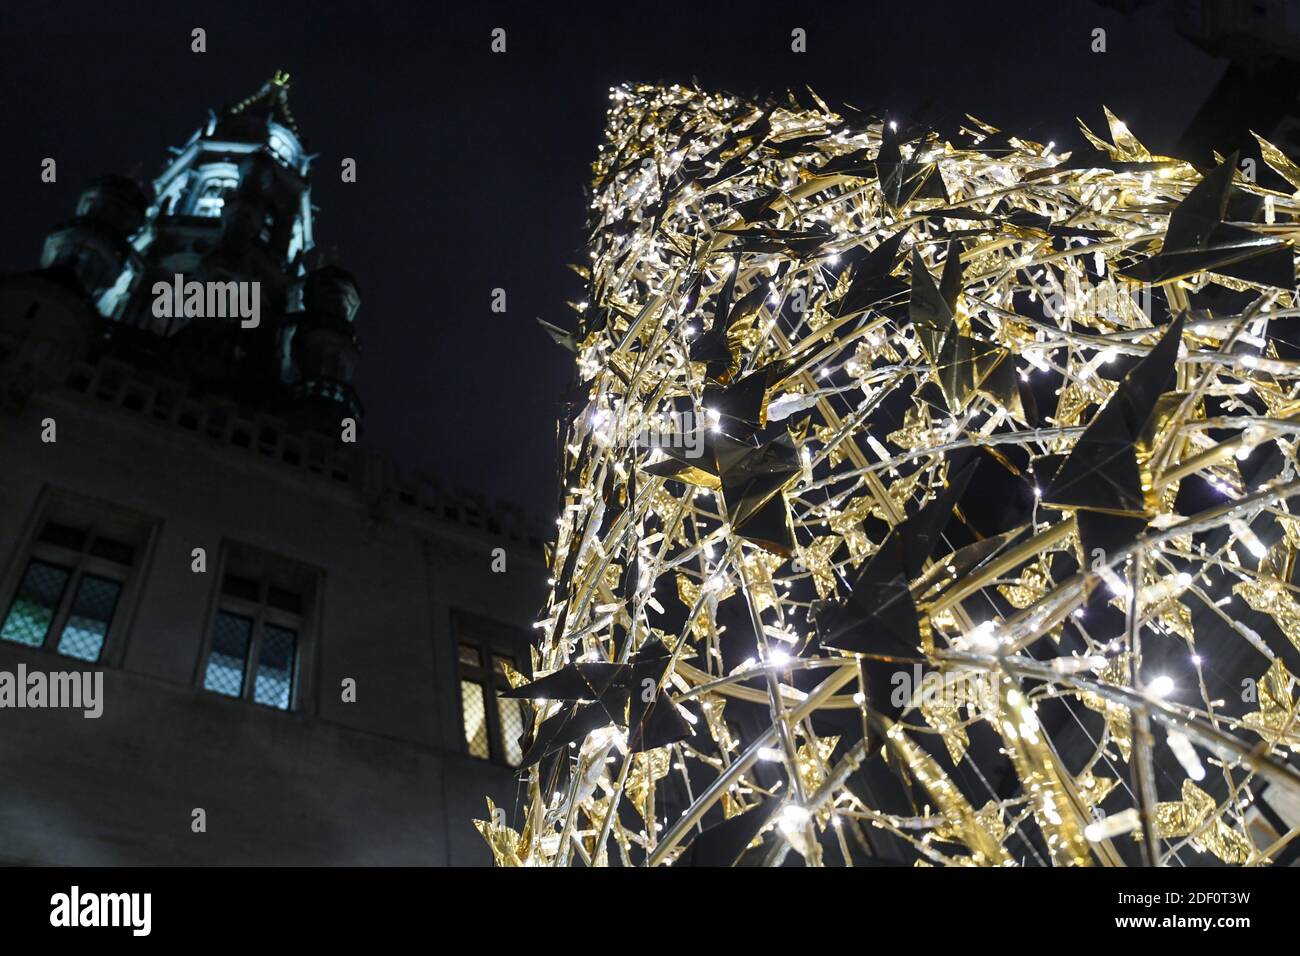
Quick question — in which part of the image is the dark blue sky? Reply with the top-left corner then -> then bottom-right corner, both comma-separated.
0,0 -> 1225,521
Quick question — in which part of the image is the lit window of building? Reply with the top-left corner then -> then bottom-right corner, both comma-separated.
0,508 -> 149,663
455,613 -> 527,767
200,561 -> 310,711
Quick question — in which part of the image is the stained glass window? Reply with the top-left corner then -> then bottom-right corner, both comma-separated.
454,615 -> 529,765
253,624 -> 296,710
498,697 -> 525,767
461,680 -> 490,758
55,574 -> 121,662
202,572 -> 304,711
204,612 -> 252,698
0,513 -> 141,662
1,560 -> 71,648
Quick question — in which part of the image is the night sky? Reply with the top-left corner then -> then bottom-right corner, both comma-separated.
0,1 -> 1227,522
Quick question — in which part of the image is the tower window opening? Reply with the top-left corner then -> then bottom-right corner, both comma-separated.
194,176 -> 237,218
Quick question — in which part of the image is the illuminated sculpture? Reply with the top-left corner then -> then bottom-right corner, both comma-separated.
478,83 -> 1300,866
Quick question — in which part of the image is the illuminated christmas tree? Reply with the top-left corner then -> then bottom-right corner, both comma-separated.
479,83 -> 1300,867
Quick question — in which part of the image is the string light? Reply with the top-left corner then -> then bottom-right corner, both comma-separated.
475,82 -> 1300,869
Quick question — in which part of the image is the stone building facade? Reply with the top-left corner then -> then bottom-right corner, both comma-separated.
0,74 -> 543,865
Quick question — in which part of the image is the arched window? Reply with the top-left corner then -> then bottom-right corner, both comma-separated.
268,133 -> 296,167
193,176 -> 237,217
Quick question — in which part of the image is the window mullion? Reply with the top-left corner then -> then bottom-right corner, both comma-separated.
46,565 -> 84,651
484,666 -> 504,763
246,609 -> 265,702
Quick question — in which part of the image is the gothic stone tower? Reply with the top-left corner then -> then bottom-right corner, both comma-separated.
22,71 -> 361,433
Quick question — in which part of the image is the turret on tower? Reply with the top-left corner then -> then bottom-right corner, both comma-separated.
40,174 -> 150,311
290,264 -> 363,429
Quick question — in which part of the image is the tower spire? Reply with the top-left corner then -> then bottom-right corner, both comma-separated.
226,70 -> 299,135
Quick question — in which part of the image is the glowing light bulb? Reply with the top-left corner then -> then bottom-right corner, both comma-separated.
780,804 -> 811,829
1148,675 -> 1174,698
1166,730 -> 1206,781
1086,808 -> 1140,841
